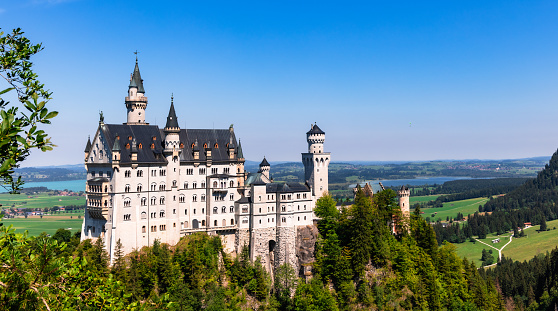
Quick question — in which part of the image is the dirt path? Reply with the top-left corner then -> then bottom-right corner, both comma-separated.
476,235 -> 513,268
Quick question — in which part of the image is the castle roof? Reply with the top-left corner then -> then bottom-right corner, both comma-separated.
112,135 -> 121,152
84,136 -> 92,153
266,182 -> 309,193
165,101 -> 179,130
259,157 -> 270,167
100,124 -> 242,165
237,140 -> 244,159
129,59 -> 145,93
307,123 -> 325,135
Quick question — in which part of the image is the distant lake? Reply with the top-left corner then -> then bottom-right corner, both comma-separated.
349,177 -> 487,192
22,180 -> 86,192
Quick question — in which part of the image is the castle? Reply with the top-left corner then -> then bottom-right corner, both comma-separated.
81,59 -> 330,272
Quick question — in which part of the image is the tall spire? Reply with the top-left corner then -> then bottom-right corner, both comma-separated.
129,58 -> 145,93
165,95 -> 179,131
237,140 -> 244,159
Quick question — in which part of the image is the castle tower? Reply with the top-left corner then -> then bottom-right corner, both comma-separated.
163,96 -> 182,245
163,96 -> 181,153
302,123 -> 330,198
397,186 -> 410,218
259,157 -> 271,183
125,57 -> 148,124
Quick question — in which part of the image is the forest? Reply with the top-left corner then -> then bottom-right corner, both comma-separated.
435,149 -> 558,242
0,189 -> 504,310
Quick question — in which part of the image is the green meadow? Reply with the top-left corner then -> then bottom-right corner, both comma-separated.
410,195 -> 440,204
2,213 -> 84,236
0,192 -> 85,209
454,219 -> 558,267
421,197 -> 488,221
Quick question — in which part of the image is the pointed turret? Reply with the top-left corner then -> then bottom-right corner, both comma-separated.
112,134 -> 121,165
164,95 -> 181,155
164,96 -> 180,132
84,136 -> 92,153
237,140 -> 244,159
259,157 -> 271,182
84,136 -> 92,162
125,58 -> 148,124
129,57 -> 145,93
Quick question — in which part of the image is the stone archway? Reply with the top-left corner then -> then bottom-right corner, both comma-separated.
268,240 -> 276,269
192,219 -> 199,229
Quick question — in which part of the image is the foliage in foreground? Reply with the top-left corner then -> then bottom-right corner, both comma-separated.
0,190 -> 505,310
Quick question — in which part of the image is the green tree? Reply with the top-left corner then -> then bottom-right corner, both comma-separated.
274,263 -> 297,308
0,28 -> 57,193
540,216 -> 547,231
314,192 -> 340,238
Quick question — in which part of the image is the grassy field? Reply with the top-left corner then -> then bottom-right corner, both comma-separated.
502,220 -> 558,262
410,195 -> 440,204
454,219 -> 558,267
421,197 -> 488,221
2,212 -> 84,236
0,192 -> 85,209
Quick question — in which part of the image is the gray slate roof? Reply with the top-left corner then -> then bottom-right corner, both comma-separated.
100,124 -> 241,165
259,157 -> 270,167
129,60 -> 145,93
307,123 -> 325,135
266,182 -> 309,193
165,102 -> 179,129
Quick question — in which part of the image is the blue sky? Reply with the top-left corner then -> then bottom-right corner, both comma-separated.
2,1 -> 558,166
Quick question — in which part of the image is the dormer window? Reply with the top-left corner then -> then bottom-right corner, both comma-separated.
179,143 -> 184,148
191,143 -> 195,149
152,136 -> 156,141
138,143 -> 142,149
203,143 -> 208,149
128,136 -> 132,140
150,143 -> 155,149
214,143 -> 218,148
125,143 -> 130,149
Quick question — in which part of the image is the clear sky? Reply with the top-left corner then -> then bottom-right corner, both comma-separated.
2,1 -> 558,166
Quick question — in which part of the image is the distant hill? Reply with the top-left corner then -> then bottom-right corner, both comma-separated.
13,165 -> 86,182
483,149 -> 558,213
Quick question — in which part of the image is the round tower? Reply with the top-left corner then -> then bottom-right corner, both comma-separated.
125,57 -> 148,124
397,186 -> 411,218
302,123 -> 330,198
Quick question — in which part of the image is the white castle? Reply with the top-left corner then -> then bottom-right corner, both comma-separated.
81,59 -> 330,271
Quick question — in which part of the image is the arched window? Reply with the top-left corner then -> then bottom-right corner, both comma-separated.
172,180 -> 177,187
213,181 -> 218,188
201,182 -> 206,188
137,184 -> 142,192
125,184 -> 130,192
160,197 -> 165,205
141,197 -> 147,206
151,183 -> 157,191
203,143 -> 208,149
214,143 -> 218,148
231,219 -> 234,225
151,197 -> 157,205
201,194 -> 206,202
193,194 -> 197,202
160,210 -> 165,217
230,206 -> 234,213
222,219 -> 226,226
213,207 -> 218,214
124,197 -> 131,207
138,143 -> 142,149
202,220 -> 205,226
222,206 -> 226,213
230,180 -> 234,187
282,205 -> 286,212
214,220 -> 218,226
141,211 -> 147,219
142,226 -> 146,233
137,170 -> 143,177
179,194 -> 185,203
184,182 -> 188,189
